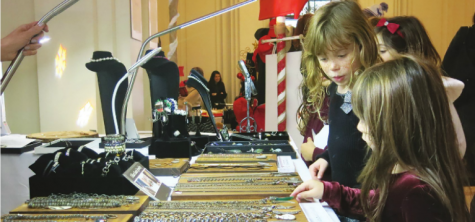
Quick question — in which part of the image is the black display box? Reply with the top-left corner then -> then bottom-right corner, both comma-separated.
230,131 -> 290,141
149,138 -> 191,159
29,156 -> 149,198
204,140 -> 296,158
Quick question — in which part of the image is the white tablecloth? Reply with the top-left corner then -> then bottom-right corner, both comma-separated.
1,136 -> 339,221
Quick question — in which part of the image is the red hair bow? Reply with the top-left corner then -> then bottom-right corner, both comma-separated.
377,18 -> 404,38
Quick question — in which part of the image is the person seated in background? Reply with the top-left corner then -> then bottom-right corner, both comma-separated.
208,70 -> 227,109
1,21 -> 49,61
178,67 -> 203,114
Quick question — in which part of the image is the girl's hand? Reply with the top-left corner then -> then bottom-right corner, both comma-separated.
301,137 -> 315,161
290,180 -> 325,202
212,93 -> 217,96
309,158 -> 328,180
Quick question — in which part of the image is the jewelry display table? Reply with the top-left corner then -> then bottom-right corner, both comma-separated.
1,134 -> 339,221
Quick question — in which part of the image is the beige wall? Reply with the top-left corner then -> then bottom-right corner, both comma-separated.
1,0 -> 41,134
2,0 -> 138,134
358,0 -> 475,58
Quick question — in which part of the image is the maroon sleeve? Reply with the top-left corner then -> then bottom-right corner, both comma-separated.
321,181 -> 366,217
401,186 -> 451,222
312,146 -> 327,162
301,153 -> 313,167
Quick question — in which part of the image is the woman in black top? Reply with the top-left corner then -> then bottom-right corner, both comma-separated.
208,71 -> 227,109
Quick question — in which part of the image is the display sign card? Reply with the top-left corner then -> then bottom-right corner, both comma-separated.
123,162 -> 171,201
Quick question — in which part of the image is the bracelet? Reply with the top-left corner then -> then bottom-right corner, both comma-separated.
52,152 -> 62,173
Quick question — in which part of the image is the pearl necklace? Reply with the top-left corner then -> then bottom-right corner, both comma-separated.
89,57 -> 121,63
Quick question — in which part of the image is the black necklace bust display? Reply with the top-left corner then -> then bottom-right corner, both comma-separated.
86,51 -> 127,134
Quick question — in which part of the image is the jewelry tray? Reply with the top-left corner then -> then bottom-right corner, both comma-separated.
2,214 -> 134,222
149,158 -> 190,176
231,131 -> 290,141
10,196 -> 149,216
204,140 -> 297,159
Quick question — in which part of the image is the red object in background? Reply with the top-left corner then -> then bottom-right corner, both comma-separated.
178,66 -> 185,77
179,80 -> 188,97
259,0 -> 308,20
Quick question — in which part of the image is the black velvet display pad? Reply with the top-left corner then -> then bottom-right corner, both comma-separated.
29,176 -> 139,198
149,137 -> 191,159
28,149 -> 149,198
86,51 -> 128,135
204,140 -> 297,159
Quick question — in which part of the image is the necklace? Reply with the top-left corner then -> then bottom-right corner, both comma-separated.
190,162 -> 272,170
89,57 -> 120,63
26,193 -> 139,209
186,177 -> 300,183
1,214 -> 117,221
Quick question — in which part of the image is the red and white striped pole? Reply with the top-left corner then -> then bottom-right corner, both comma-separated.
275,16 -> 286,131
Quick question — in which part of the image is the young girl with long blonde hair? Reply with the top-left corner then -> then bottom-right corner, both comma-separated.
292,56 -> 469,222
302,0 -> 379,191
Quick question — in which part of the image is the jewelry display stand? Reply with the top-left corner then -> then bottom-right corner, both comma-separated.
231,131 -> 290,141
86,51 -> 128,135
28,146 -> 149,198
149,158 -> 190,176
10,196 -> 148,216
204,140 -> 297,158
142,50 -> 191,159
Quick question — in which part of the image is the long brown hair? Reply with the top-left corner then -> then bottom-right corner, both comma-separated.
375,16 -> 442,67
292,13 -> 313,51
303,0 -> 379,120
352,56 -> 469,222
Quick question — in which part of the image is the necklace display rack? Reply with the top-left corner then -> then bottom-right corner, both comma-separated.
9,193 -> 149,216
137,197 -> 306,221
149,158 -> 190,176
204,140 -> 297,159
28,141 -> 149,198
86,51 -> 151,149
171,173 -> 302,200
195,154 -> 278,163
1,213 -> 133,222
144,50 -> 193,159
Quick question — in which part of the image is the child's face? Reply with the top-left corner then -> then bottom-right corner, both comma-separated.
317,43 -> 361,88
377,33 -> 399,62
357,120 -> 374,149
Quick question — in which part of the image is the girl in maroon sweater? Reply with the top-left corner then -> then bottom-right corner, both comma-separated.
291,56 -> 469,222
